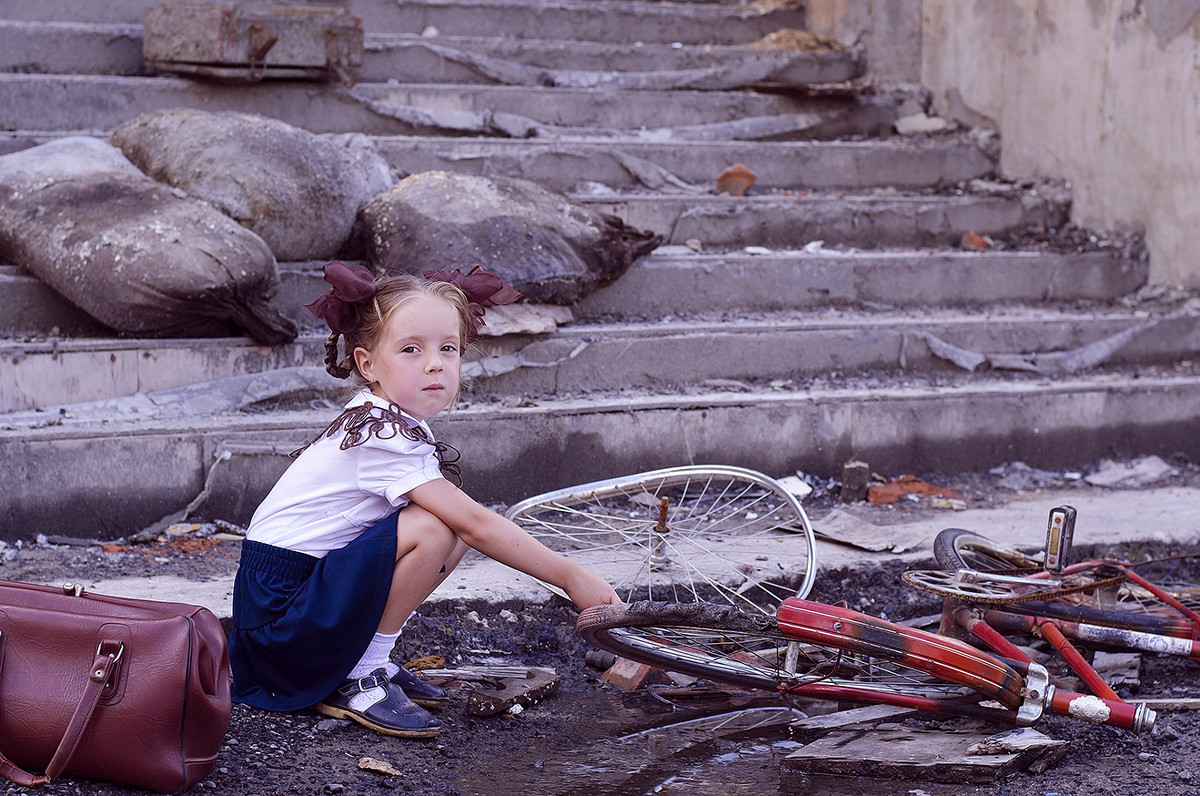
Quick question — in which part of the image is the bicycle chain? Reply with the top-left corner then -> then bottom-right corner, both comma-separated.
901,569 -> 1129,604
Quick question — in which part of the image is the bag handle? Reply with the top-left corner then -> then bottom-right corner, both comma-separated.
0,639 -> 124,787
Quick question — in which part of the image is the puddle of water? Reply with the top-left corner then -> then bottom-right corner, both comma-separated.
458,690 -> 993,796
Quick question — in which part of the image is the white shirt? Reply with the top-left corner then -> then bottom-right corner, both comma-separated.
246,389 -> 445,557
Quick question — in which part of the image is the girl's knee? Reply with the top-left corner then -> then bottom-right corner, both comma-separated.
396,504 -> 456,555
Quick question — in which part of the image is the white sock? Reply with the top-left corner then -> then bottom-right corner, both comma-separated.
348,630 -> 402,679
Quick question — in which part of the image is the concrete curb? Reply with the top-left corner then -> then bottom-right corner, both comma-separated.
72,485 -> 1200,620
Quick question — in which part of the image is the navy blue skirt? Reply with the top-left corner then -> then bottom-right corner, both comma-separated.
228,510 -> 400,711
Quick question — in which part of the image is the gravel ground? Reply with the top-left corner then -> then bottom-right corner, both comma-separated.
2,455 -> 1200,796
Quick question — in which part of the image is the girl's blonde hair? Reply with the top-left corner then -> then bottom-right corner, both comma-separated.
323,272 -> 473,385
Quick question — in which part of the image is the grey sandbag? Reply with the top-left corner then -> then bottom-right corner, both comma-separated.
0,137 -> 296,344
110,109 -> 395,261
359,171 -> 663,304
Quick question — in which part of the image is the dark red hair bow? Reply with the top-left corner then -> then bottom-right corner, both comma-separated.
423,266 -> 523,341
304,261 -> 376,334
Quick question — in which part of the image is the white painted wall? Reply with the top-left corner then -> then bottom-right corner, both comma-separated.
810,0 -> 1200,287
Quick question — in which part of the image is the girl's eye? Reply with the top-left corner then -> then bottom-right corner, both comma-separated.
401,345 -> 419,354
442,344 -> 460,354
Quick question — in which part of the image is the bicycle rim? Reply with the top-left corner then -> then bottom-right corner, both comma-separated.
506,466 -> 817,613
576,601 -> 1018,706
933,528 -> 1042,572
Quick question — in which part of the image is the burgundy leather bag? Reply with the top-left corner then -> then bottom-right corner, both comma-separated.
0,580 -> 231,793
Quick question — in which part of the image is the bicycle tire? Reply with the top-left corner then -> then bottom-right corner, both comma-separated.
930,528 -> 1200,635
577,599 -> 1024,710
505,466 -> 817,613
933,528 -> 1042,573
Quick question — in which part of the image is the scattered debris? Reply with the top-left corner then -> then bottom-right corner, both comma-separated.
868,474 -> 961,506
788,704 -> 918,743
966,727 -> 1067,756
716,164 -> 756,195
462,667 -> 561,717
919,321 -> 1158,376
357,757 -> 405,777
1084,455 -> 1177,488
989,460 -> 1063,491
960,231 -> 992,250
777,473 -> 814,499
840,460 -> 871,502
894,113 -> 952,135
931,497 -> 968,511
811,508 -> 928,553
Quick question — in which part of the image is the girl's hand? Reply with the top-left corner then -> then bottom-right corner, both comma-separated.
563,566 -> 621,610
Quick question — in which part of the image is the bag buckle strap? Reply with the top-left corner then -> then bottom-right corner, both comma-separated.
91,640 -> 124,684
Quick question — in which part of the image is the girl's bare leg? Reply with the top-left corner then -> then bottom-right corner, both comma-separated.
378,506 -> 470,633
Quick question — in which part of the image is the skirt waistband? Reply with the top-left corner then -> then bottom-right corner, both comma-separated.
238,538 -> 319,580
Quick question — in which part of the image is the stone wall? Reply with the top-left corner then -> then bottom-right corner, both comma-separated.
810,0 -> 1200,288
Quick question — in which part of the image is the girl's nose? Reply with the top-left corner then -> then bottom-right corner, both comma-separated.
426,354 -> 443,373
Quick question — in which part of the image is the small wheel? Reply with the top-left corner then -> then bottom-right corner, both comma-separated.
506,466 -> 817,613
933,528 -> 1042,572
577,600 -> 1023,709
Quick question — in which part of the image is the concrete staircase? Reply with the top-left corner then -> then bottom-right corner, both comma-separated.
2,0 -> 1198,541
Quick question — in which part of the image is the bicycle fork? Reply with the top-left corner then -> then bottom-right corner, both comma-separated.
954,607 -> 1156,733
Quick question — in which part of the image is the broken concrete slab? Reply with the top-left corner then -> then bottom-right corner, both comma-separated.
780,721 -> 1067,784
463,666 -> 560,717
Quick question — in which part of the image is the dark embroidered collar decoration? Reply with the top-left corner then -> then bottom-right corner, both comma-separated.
292,401 -> 462,487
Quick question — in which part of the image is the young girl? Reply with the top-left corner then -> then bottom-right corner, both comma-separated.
228,262 -> 619,738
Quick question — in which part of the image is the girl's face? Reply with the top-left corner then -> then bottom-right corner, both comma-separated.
353,295 -> 462,420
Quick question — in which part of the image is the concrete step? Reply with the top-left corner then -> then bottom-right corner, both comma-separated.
0,73 -> 887,139
2,243 -> 1146,339
0,132 -> 998,192
5,306 -> 1194,413
4,366 -> 1198,540
577,188 -> 1071,248
4,0 -> 808,45
0,22 -> 865,88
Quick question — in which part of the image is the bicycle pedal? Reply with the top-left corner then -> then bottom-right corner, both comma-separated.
1043,505 -> 1077,574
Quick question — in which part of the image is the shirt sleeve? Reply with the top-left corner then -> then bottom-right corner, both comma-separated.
352,424 -> 446,506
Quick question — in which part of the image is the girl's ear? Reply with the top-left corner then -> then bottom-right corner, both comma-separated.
352,346 -> 375,382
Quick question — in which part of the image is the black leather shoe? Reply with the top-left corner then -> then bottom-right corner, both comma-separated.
315,669 -> 440,738
391,664 -> 450,708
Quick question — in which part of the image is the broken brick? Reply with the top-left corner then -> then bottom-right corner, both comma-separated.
716,164 -> 756,196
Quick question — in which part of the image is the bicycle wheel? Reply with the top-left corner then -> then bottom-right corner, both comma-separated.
576,600 -> 1024,710
505,466 -> 817,613
929,529 -> 1200,634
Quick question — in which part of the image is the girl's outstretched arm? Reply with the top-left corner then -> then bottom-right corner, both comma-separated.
408,479 -> 620,610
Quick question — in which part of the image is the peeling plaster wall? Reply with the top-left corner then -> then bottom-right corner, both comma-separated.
810,0 -> 1200,288
921,0 -> 1200,287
